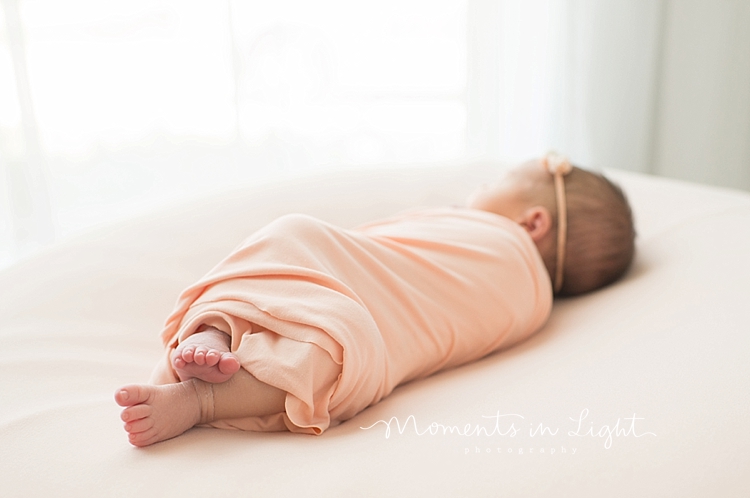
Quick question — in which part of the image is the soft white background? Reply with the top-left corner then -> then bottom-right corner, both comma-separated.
1,0 -> 749,269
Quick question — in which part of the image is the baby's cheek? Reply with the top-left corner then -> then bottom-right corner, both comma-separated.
466,185 -> 489,208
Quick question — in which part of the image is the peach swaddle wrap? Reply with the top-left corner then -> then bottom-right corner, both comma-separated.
151,207 -> 553,434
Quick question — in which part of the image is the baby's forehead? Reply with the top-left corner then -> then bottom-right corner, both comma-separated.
518,157 -> 543,168
505,159 -> 550,183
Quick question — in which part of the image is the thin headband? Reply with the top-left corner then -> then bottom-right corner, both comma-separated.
543,153 -> 572,294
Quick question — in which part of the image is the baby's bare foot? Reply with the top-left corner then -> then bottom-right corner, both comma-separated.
115,382 -> 210,447
171,327 -> 241,383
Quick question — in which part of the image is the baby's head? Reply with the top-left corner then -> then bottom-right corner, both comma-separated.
467,157 -> 635,296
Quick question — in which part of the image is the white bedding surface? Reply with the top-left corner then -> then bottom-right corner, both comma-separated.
1,162 -> 749,497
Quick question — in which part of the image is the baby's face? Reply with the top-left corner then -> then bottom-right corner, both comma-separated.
466,159 -> 550,221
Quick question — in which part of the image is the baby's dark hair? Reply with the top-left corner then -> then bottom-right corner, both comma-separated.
556,167 -> 636,296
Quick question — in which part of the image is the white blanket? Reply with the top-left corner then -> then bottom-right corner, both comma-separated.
1,163 -> 749,497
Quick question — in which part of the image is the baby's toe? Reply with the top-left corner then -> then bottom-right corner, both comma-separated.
129,428 -> 159,447
205,350 -> 221,367
115,385 -> 152,407
125,416 -> 155,434
180,345 -> 196,363
218,353 -> 241,375
172,354 -> 187,369
193,346 -> 208,365
121,404 -> 151,423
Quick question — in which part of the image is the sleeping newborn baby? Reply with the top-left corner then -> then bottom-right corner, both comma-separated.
115,155 -> 635,447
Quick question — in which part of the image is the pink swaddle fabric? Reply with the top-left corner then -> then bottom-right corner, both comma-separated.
151,207 -> 553,434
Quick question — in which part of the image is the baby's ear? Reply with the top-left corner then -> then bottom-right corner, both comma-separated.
518,206 -> 552,242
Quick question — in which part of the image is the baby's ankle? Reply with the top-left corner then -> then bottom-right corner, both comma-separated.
188,378 -> 216,424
